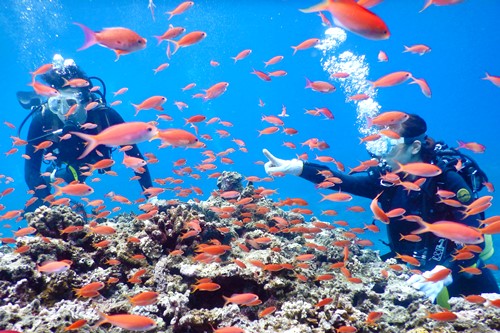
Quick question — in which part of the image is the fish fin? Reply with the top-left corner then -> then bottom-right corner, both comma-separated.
419,0 -> 434,13
299,0 -> 332,13
73,22 -> 97,51
69,131 -> 98,159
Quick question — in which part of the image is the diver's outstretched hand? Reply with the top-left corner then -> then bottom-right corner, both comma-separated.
262,149 -> 303,176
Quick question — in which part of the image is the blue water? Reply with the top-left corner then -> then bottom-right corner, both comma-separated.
0,0 -> 499,279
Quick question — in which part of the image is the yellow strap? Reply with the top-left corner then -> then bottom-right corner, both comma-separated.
67,165 -> 79,182
480,234 -> 494,261
436,286 -> 450,309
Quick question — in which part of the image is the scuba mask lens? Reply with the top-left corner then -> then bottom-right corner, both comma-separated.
47,92 -> 81,118
366,136 -> 404,158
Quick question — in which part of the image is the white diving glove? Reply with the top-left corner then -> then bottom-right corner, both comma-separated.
407,265 -> 453,303
263,149 -> 304,176
147,196 -> 159,205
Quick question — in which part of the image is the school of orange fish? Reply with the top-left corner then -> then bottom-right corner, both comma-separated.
2,0 -> 500,332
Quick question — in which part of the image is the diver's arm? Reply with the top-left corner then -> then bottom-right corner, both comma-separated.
24,112 -> 51,210
300,162 -> 382,199
105,108 -> 153,191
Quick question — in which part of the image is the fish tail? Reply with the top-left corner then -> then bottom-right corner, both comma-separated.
167,39 -> 180,54
222,295 -> 230,306
92,310 -> 109,328
299,0 -> 331,14
131,103 -> 141,116
482,72 -> 490,80
70,131 -> 98,159
153,35 -> 163,45
411,220 -> 430,235
305,77 -> 312,89
365,115 -> 373,128
419,0 -> 434,13
73,22 -> 97,51
291,46 -> 297,55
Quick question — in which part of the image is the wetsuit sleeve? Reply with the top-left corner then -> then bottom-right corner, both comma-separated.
105,108 -> 153,192
24,111 -> 51,211
437,171 -> 484,278
300,161 -> 382,199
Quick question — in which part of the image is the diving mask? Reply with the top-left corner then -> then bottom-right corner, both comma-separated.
366,136 -> 404,158
47,90 -> 86,123
366,133 -> 428,158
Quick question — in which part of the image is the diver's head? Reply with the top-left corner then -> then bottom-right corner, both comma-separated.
367,114 -> 435,171
43,55 -> 93,124
41,54 -> 92,102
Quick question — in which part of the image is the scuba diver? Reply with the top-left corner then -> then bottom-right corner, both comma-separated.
262,113 -> 498,308
18,54 -> 153,214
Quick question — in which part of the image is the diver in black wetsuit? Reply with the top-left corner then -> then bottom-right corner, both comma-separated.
21,54 -> 153,213
262,113 -> 498,307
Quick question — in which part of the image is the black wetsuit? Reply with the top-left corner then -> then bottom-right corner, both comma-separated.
300,161 -> 499,297
24,104 -> 153,212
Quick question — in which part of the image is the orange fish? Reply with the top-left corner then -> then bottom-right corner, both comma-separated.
129,291 -> 159,306
300,0 -> 390,40
371,71 -> 412,88
169,31 -> 207,54
223,293 -> 259,306
64,319 -> 87,331
291,38 -> 320,55
28,81 -> 60,97
482,72 -> 500,87
94,310 -> 156,330
305,78 -> 336,93
378,50 -> 388,62
154,25 -> 186,44
404,44 -> 431,55
396,162 -> 442,177
412,219 -> 484,244
153,129 -> 199,148
132,96 -> 167,116
54,183 -> 94,197
203,82 -> 229,101
71,122 -> 158,159
420,0 -> 464,13
37,260 -> 72,273
264,55 -> 284,67
74,23 -> 146,61
232,49 -> 252,62
367,111 -> 409,127
456,140 -> 485,153
166,1 -> 194,20
409,77 -> 431,98
320,192 -> 352,202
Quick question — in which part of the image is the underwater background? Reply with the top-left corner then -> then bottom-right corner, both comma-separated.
0,0 -> 500,284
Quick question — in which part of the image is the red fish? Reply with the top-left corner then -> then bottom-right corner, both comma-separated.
74,23 -> 147,61
300,0 -> 390,40
71,122 -> 158,159
482,73 -> 500,87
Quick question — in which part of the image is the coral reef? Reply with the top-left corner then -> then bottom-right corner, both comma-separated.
0,172 -> 499,332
